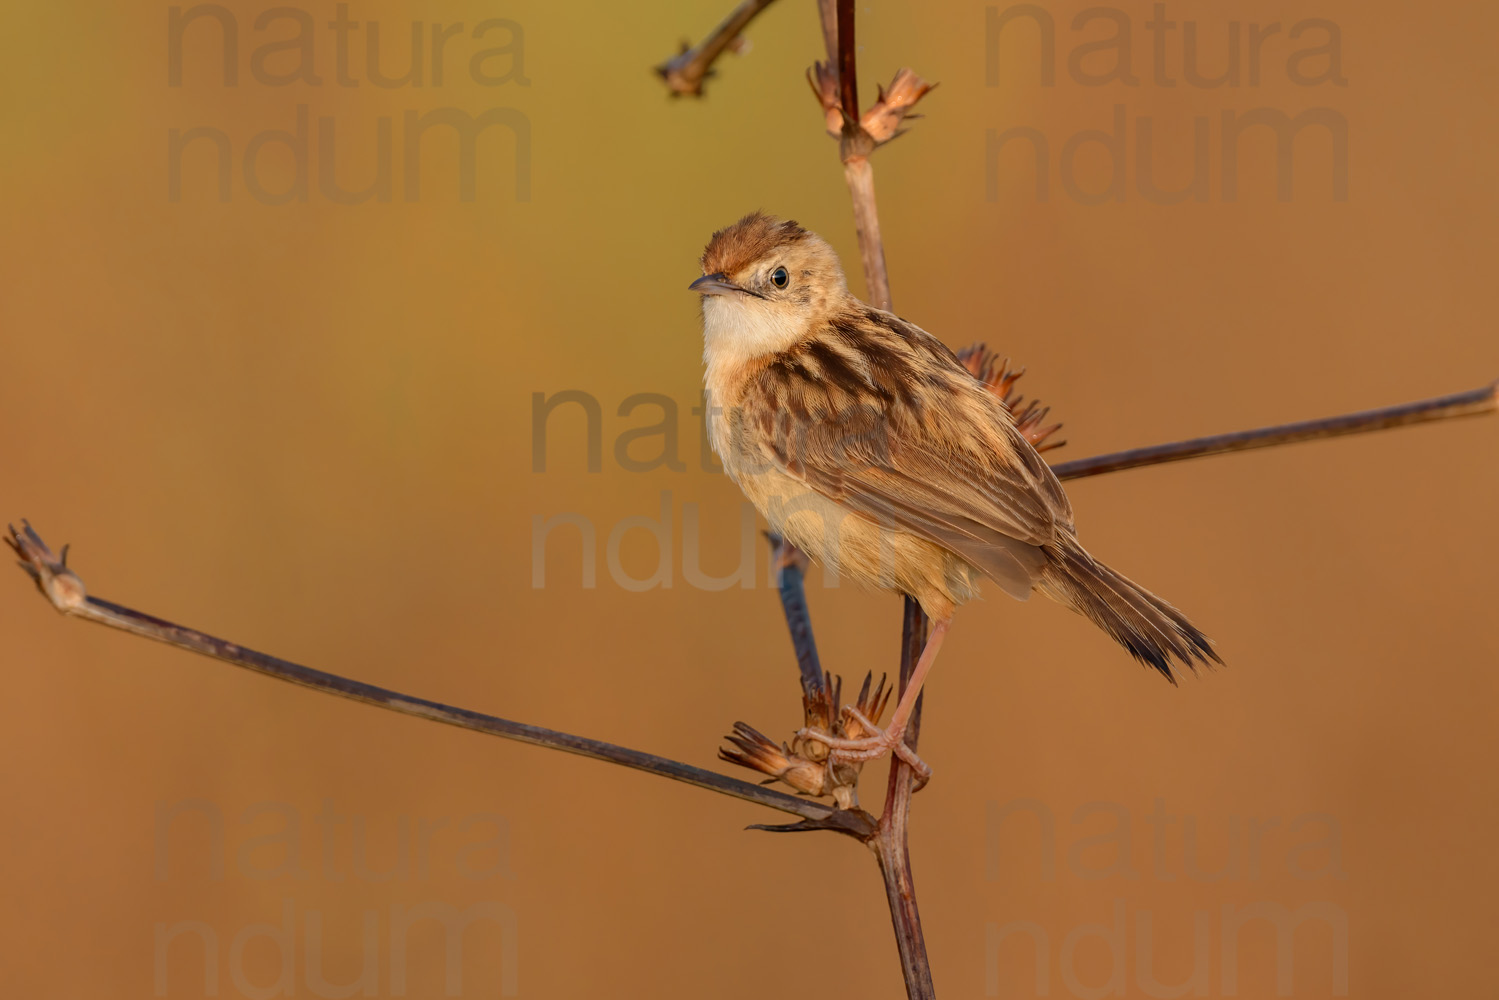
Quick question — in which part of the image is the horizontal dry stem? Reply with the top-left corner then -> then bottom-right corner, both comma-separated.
5,523 -> 874,839
655,0 -> 778,97
1051,381 -> 1497,481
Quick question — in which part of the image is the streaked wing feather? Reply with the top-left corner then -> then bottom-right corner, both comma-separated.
744,325 -> 1073,594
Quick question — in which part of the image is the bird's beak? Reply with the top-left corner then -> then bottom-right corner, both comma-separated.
688,272 -> 739,297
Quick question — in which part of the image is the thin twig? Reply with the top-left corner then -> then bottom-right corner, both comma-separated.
843,159 -> 894,314
890,597 -> 929,761
817,6 -> 937,997
655,0 -> 779,97
3,522 -> 875,841
1052,381 -> 1498,482
834,0 -> 859,124
766,533 -> 827,704
829,0 -> 891,312
874,794 -> 932,993
815,0 -> 838,69
875,598 -> 933,991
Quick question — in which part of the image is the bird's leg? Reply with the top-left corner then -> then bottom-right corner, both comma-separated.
797,617 -> 950,785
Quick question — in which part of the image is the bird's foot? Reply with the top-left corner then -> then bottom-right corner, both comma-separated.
797,706 -> 932,789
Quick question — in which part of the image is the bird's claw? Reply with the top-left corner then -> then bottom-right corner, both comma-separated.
795,718 -> 932,789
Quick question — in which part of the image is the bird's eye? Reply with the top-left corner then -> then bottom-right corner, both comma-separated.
770,266 -> 789,289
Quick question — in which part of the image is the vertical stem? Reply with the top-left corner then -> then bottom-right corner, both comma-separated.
874,594 -> 934,999
819,4 -> 935,997
835,0 -> 860,123
844,157 -> 893,312
816,0 -> 838,71
875,787 -> 935,999
895,594 -> 929,749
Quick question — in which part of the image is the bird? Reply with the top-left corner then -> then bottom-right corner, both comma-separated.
690,212 -> 1218,782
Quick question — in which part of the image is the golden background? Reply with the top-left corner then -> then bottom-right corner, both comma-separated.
2,0 -> 1495,996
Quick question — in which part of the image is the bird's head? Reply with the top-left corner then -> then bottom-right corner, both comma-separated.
691,212 -> 847,366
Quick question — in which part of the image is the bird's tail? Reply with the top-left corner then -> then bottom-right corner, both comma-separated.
1038,538 -> 1220,683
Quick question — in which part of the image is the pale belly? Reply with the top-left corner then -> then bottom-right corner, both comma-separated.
732,464 -> 980,621
703,366 -> 983,620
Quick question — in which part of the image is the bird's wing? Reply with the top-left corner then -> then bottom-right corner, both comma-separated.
737,314 -> 1073,597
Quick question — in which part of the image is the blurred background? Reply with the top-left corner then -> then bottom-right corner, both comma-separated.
2,0 -> 1495,996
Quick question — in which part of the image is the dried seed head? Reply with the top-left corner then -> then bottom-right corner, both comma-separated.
721,671 -> 893,810
861,69 -> 936,145
839,672 -> 891,741
798,670 -> 844,762
719,722 -> 830,798
807,64 -> 935,146
806,61 -> 844,138
6,520 -> 88,612
956,343 -> 1066,453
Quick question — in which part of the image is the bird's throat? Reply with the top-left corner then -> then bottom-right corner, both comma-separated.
700,296 -> 814,375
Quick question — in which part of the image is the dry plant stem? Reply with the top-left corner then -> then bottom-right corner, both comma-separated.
816,0 -> 838,66
873,598 -> 934,991
655,0 -> 778,96
4,523 -> 874,839
819,4 -> 936,997
834,0 -> 860,121
884,599 -> 930,798
767,534 -> 827,703
828,0 -> 894,314
844,159 -> 894,315
1051,381 -> 1499,481
875,793 -> 931,995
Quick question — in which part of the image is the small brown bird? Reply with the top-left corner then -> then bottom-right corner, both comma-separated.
692,213 -> 1218,781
